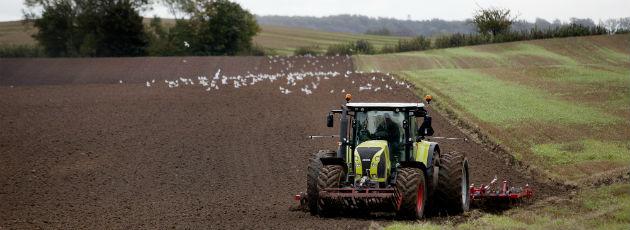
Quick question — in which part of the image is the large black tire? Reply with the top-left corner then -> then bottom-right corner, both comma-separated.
433,151 -> 470,215
394,167 -> 428,219
316,165 -> 344,216
306,150 -> 336,215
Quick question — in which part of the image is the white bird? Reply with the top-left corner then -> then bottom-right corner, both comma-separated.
184,41 -> 190,48
214,69 -> 221,80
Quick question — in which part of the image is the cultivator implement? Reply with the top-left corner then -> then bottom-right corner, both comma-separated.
318,188 -> 397,211
469,177 -> 534,206
294,188 -> 397,212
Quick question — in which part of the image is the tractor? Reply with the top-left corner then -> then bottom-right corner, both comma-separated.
302,94 -> 470,219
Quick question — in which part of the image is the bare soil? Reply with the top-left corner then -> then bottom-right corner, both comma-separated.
0,56 -> 557,229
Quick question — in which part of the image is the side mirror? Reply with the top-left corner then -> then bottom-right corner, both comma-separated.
418,115 -> 434,136
414,109 -> 427,117
326,113 -> 334,127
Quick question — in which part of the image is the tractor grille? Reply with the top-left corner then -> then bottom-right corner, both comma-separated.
356,147 -> 382,176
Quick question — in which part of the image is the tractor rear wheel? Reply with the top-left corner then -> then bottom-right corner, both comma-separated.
316,165 -> 344,216
395,167 -> 427,219
433,151 -> 470,215
307,150 -> 336,215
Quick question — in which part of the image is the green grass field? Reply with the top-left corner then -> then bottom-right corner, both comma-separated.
356,34 -> 630,182
0,20 -> 406,55
387,183 -> 630,230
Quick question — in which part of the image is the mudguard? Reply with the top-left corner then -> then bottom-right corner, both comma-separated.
414,141 -> 439,168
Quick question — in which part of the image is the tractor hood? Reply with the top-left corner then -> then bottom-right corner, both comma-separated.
354,140 -> 389,182
356,140 -> 388,150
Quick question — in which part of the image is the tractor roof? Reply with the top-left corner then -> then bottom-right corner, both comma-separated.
346,102 -> 425,109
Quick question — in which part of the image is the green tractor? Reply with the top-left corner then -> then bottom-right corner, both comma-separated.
304,95 -> 470,219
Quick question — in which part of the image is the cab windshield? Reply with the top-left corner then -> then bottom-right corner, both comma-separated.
354,110 -> 405,145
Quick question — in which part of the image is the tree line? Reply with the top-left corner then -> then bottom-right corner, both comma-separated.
299,8 -> 626,56
20,0 -> 261,57
257,14 -> 630,37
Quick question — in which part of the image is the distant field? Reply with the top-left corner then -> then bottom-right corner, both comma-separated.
0,20 -> 407,55
0,21 -> 37,46
253,25 -> 407,55
356,34 -> 630,183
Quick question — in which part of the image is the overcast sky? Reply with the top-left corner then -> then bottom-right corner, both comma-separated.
1,0 -> 628,22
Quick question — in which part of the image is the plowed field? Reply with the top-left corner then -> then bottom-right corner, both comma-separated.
0,56 -> 555,228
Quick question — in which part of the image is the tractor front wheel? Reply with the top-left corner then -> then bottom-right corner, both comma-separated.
306,150 -> 336,215
395,167 -> 427,219
316,165 -> 345,216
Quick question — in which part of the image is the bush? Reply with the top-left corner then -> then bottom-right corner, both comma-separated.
434,33 -> 490,48
397,36 -> 431,52
238,44 -> 269,56
0,44 -> 45,58
432,23 -> 609,49
293,46 -> 321,56
380,44 -> 396,54
326,43 -> 353,55
354,39 -> 375,54
326,40 -> 375,55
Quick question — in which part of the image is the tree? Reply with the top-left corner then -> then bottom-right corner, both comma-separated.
95,1 -> 148,56
31,0 -> 80,57
160,0 -> 260,55
472,7 -> 515,36
25,0 -> 149,57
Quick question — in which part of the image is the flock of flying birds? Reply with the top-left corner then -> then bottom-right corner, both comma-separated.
125,55 -> 412,95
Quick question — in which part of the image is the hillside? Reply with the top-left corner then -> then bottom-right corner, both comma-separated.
252,25 -> 407,55
355,34 -> 630,230
356,34 -> 630,183
0,20 -> 407,55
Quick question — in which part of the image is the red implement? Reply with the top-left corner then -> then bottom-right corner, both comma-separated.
469,177 -> 533,205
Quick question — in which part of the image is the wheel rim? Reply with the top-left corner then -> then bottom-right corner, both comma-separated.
416,182 -> 424,212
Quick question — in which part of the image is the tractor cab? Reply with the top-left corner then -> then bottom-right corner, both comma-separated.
328,102 -> 436,188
